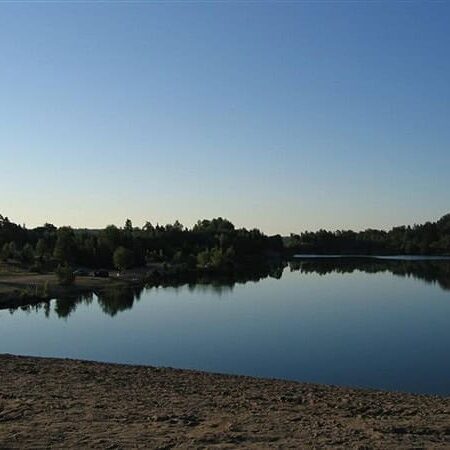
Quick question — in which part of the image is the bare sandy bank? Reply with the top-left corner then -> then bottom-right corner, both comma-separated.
0,354 -> 449,448
0,272 -> 130,309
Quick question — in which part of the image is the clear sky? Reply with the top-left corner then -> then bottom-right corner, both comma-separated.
1,2 -> 449,235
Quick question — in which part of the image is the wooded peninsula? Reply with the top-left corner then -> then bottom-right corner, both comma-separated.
0,213 -> 449,308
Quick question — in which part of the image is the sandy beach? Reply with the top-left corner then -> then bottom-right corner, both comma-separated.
0,354 -> 449,448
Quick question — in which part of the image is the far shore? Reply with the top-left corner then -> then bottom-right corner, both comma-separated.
0,263 -> 193,309
2,254 -> 450,311
0,354 -> 449,448
0,260 -> 282,310
0,271 -> 131,309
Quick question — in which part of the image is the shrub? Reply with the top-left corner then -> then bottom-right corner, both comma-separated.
113,246 -> 134,271
55,264 -> 75,286
30,262 -> 43,273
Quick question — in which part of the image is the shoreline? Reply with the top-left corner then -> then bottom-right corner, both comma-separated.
2,254 -> 450,310
0,273 -> 133,309
0,261 -> 282,310
1,354 -> 449,448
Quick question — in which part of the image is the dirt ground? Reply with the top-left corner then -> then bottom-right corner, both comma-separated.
0,272 -> 117,290
0,271 -> 125,309
0,354 -> 449,448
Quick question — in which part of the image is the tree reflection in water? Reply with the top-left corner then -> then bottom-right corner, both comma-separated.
289,258 -> 450,291
8,259 -> 449,319
9,261 -> 286,319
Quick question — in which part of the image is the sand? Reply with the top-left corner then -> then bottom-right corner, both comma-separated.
0,272 -> 128,309
0,354 -> 449,448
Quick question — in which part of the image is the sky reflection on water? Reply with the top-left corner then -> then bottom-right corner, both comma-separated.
1,260 -> 449,396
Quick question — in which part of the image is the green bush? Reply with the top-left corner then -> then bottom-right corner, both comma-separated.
30,262 -> 43,273
113,246 -> 134,271
55,264 -> 75,286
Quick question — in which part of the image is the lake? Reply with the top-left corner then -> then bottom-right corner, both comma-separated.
1,258 -> 449,396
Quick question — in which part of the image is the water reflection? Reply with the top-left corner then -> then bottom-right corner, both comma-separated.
8,259 -> 449,320
8,262 -> 287,319
54,293 -> 94,318
290,258 -> 450,291
3,258 -> 450,395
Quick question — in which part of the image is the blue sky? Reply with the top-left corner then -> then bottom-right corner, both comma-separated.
1,2 -> 449,234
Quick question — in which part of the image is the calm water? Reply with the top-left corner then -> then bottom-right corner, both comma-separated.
1,259 -> 449,396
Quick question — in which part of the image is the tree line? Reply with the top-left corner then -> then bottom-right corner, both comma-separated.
286,213 -> 450,255
1,213 -> 449,273
0,215 -> 283,272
